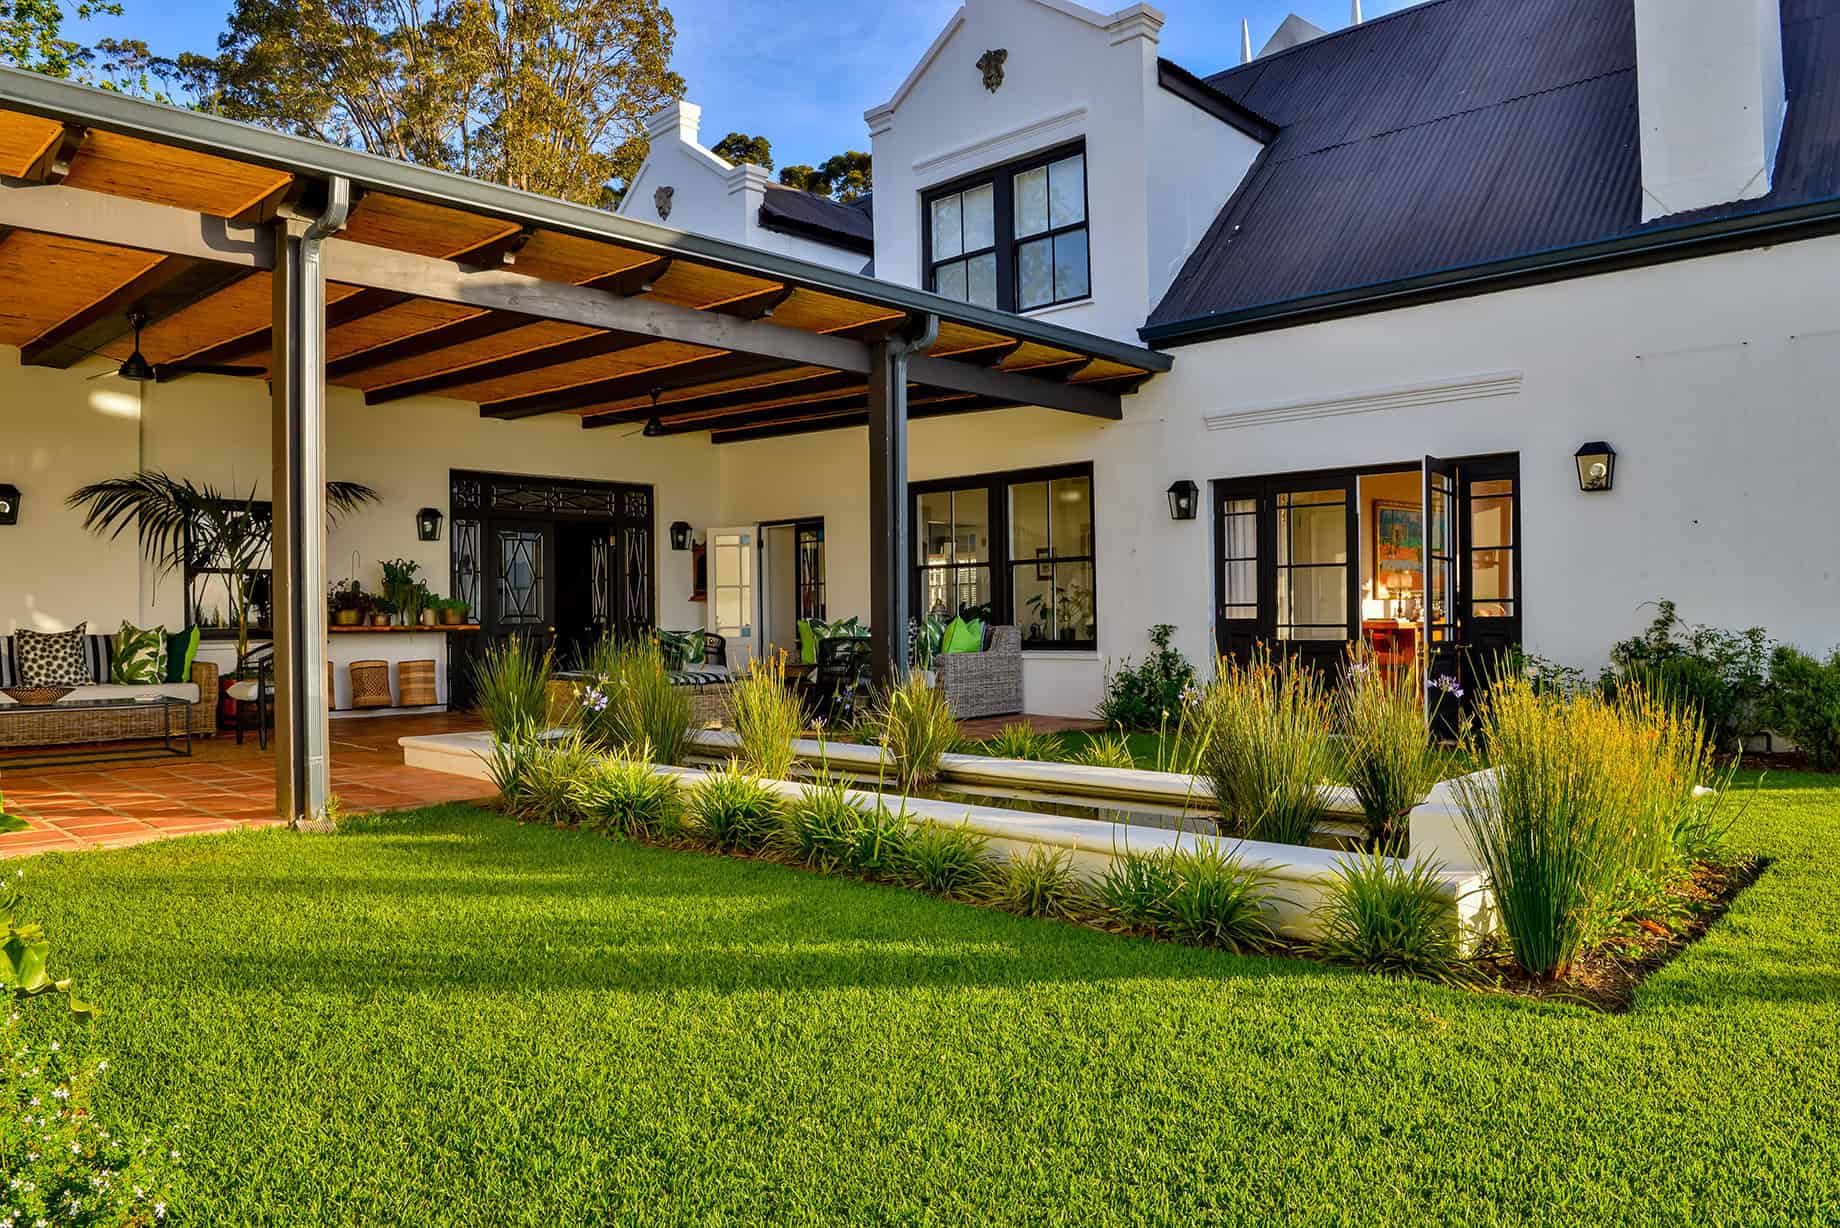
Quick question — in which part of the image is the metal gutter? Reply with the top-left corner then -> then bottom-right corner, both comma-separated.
1140,191 -> 1840,348
0,66 -> 1169,374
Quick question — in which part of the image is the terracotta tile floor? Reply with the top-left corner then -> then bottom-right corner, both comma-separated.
0,713 -> 492,858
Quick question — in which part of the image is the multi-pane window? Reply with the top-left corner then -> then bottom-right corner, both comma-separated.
913,463 -> 1096,650
924,144 -> 1089,314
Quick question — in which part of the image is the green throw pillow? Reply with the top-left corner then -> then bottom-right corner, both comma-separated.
112,620 -> 168,684
654,629 -> 705,670
164,626 -> 200,684
944,616 -> 983,655
797,619 -> 819,665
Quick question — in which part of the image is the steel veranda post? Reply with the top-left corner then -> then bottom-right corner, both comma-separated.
867,314 -> 939,685
270,177 -> 349,827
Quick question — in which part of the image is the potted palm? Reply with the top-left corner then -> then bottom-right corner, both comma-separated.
67,472 -> 379,665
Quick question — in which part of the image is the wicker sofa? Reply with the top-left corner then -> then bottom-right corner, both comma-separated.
936,625 -> 1023,719
0,632 -> 219,748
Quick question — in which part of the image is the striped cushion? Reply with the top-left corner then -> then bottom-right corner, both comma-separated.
0,638 -> 14,688
669,669 -> 732,687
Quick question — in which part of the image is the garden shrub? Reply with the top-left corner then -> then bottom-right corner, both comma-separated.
1763,644 -> 1840,769
1312,850 -> 1468,982
1072,731 -> 1138,770
982,845 -> 1087,920
898,821 -> 992,897
484,719 -> 542,817
980,722 -> 1065,762
1095,623 -> 1197,730
871,671 -> 959,791
726,652 -> 804,779
574,753 -> 678,838
1336,647 -> 1439,848
778,779 -> 865,871
1197,648 -> 1336,845
1152,841 -> 1278,952
1605,599 -> 1770,750
683,764 -> 783,852
579,638 -> 693,766
841,802 -> 912,880
473,636 -> 553,738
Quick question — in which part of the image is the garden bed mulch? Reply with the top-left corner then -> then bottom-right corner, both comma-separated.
1475,857 -> 1766,1013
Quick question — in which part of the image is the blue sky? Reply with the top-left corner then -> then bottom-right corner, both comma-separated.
64,0 -> 1410,170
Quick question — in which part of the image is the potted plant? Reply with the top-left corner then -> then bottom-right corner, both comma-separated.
368,594 -> 396,628
328,578 -> 369,627
434,597 -> 469,626
379,558 -> 422,627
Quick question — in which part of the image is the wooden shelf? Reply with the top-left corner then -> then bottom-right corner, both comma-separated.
329,624 -> 480,634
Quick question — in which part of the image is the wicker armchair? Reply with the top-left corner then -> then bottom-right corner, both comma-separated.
936,625 -> 1022,719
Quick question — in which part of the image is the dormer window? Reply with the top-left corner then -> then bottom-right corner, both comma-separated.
924,142 -> 1089,313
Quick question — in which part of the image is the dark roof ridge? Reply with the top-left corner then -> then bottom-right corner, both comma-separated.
1271,63 -> 1637,166
1205,0 -> 1452,84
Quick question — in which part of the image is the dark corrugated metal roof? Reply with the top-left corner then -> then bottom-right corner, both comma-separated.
758,184 -> 874,255
1148,0 -> 1840,334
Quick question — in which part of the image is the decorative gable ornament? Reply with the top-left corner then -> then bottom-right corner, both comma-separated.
653,185 -> 674,222
977,49 -> 1007,93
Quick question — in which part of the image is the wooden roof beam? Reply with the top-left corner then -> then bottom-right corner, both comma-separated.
362,282 -> 796,406
22,123 -> 86,184
19,255 -> 252,369
580,369 -> 866,428
489,352 -> 803,421
707,395 -> 1016,444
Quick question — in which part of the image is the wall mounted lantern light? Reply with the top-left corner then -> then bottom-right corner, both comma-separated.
669,520 -> 693,551
0,483 -> 18,526
1574,442 -> 1616,492
1166,479 -> 1200,521
416,506 -> 444,541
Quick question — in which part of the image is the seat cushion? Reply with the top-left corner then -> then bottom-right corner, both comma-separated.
944,616 -> 984,654
224,680 -> 262,702
58,682 -> 201,705
16,624 -> 92,686
111,620 -> 168,684
669,666 -> 732,687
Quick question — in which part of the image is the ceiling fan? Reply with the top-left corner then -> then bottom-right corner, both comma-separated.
87,309 -> 267,383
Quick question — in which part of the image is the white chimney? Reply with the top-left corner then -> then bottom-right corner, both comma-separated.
644,100 -> 702,147
1634,0 -> 1785,222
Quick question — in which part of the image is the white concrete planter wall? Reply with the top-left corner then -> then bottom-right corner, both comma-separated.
403,729 -> 1498,946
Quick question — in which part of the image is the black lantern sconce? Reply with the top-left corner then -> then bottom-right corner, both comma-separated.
0,483 -> 18,526
669,520 -> 693,551
416,506 -> 444,542
1574,442 -> 1616,493
1166,479 -> 1199,521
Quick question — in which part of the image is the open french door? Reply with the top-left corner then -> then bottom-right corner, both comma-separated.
705,526 -> 757,670
1422,453 -> 1521,724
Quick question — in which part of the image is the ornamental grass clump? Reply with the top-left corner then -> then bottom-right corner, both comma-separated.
580,637 -> 692,766
981,721 -> 1065,762
872,671 -> 959,791
1197,648 -> 1336,846
1095,848 -> 1179,933
1154,841 -> 1278,952
484,718 -> 543,816
1452,678 -> 1642,980
982,845 -> 1088,920
842,802 -> 912,880
683,763 -> 783,852
726,651 -> 805,780
1336,647 -> 1440,849
898,821 -> 992,897
474,635 -> 553,738
1073,731 -> 1138,770
779,779 -> 866,871
1312,850 -> 1469,983
574,752 -> 678,839
519,729 -> 596,827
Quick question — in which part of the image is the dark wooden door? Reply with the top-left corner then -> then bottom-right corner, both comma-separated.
1214,480 -> 1262,665
1457,455 -> 1521,689
484,518 -> 557,661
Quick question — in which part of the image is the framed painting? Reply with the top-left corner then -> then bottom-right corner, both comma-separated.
1374,501 -> 1423,583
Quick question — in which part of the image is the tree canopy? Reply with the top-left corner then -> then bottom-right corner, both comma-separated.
0,0 -> 123,79
777,150 -> 871,203
709,131 -> 771,171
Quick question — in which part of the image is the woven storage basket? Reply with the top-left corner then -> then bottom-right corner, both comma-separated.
348,660 -> 394,709
3,687 -> 72,705
397,659 -> 437,707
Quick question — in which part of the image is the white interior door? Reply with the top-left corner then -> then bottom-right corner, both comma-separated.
706,526 -> 757,669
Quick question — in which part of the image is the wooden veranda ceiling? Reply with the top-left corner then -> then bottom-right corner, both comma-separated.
0,98 -> 1166,444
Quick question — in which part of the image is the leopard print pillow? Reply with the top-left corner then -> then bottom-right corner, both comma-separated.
15,623 -> 93,688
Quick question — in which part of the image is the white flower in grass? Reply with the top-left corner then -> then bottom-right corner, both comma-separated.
46,1042 -> 56,1052
154,1204 -> 166,1220
94,1060 -> 106,1072
50,1087 -> 68,1100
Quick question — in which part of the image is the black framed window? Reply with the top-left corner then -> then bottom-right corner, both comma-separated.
924,142 -> 1089,314
795,521 -> 827,620
913,462 -> 1095,650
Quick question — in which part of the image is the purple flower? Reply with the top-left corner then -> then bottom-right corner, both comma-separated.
1430,675 -> 1465,699
1349,662 -> 1372,678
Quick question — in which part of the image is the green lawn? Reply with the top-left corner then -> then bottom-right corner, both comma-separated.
16,772 -> 1840,1225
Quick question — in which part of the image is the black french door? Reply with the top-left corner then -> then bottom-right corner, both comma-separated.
1430,453 -> 1521,694
1213,471 -> 1360,674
